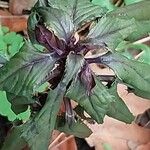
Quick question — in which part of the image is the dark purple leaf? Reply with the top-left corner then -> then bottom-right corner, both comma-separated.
35,25 -> 66,55
73,43 -> 90,55
48,59 -> 66,89
79,64 -> 95,95
75,41 -> 107,55
63,97 -> 75,125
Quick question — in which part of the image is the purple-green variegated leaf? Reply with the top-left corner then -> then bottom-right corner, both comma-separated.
0,42 -> 59,111
36,7 -> 74,42
28,0 -> 106,53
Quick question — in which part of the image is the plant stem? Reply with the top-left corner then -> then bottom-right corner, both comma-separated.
97,75 -> 116,83
63,97 -> 75,125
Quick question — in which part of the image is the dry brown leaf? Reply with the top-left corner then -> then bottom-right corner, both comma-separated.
86,67 -> 150,150
0,9 -> 27,32
9,0 -> 37,15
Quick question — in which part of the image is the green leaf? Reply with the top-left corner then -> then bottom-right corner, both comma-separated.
107,1 -> 150,21
48,0 -> 107,28
85,16 -> 136,50
0,38 -> 7,52
8,38 -> 23,58
92,0 -> 116,11
21,53 -> 84,150
22,87 -> 65,150
1,26 -> 9,34
118,43 -> 150,65
124,0 -> 143,5
127,20 -> 150,41
99,52 -> 150,99
1,126 -> 27,150
0,42 -> 59,109
56,116 -> 92,138
0,91 -> 30,121
62,52 -> 84,85
27,12 -> 39,44
107,1 -> 150,42
135,44 -> 150,65
0,55 -> 7,66
66,77 -> 114,123
6,93 -> 29,114
0,42 -> 58,96
3,32 -> 17,45
35,0 -> 48,7
36,7 -> 74,41
0,29 -> 23,60
107,82 -> 134,123
35,82 -> 50,92
33,44 -> 45,52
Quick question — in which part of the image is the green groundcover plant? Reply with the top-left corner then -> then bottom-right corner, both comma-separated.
0,0 -> 150,150
0,26 -> 30,122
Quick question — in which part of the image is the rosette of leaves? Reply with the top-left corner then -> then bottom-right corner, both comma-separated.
1,0 -> 150,150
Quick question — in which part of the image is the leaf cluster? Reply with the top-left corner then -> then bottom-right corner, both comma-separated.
0,0 -> 150,150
